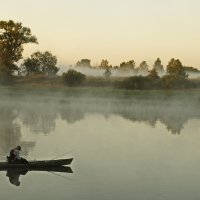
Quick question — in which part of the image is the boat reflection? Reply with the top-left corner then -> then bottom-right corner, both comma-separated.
2,166 -> 73,186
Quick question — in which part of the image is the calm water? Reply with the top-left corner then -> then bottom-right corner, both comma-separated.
0,88 -> 200,200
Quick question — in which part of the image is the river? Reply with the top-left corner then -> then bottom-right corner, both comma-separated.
0,88 -> 200,200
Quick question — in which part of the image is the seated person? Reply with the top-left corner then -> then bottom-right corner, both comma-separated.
7,146 -> 29,164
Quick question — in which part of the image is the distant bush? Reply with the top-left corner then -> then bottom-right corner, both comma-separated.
120,76 -> 153,90
160,75 -> 193,89
119,74 -> 196,90
62,69 -> 86,86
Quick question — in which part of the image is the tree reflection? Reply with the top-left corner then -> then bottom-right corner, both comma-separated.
0,102 -> 35,157
0,93 -> 200,135
114,100 -> 200,134
18,102 -> 57,134
59,105 -> 85,124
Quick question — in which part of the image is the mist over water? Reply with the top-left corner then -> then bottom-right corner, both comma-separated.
59,66 -> 132,77
0,88 -> 200,199
1,89 -> 199,138
58,65 -> 200,79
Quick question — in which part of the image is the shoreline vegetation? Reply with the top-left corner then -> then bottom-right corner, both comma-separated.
1,82 -> 200,103
13,75 -> 200,90
0,20 -> 200,90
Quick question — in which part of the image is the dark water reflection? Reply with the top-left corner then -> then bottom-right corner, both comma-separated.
6,169 -> 28,186
0,103 -> 34,156
4,166 -> 72,187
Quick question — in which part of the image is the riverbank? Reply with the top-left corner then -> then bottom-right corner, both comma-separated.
1,82 -> 200,102
10,75 -> 200,90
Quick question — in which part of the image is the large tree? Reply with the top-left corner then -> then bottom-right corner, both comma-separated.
166,58 -> 188,78
0,20 -> 38,74
21,51 -> 59,76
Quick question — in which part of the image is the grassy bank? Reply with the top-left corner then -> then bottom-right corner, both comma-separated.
14,75 -> 123,87
1,81 -> 200,102
13,75 -> 200,90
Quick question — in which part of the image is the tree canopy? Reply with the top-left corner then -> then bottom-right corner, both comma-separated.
167,58 -> 188,78
119,60 -> 135,71
98,59 -> 112,69
75,59 -> 91,68
153,58 -> 164,73
183,66 -> 200,73
136,61 -> 149,75
147,68 -> 159,79
21,51 -> 59,76
0,20 -> 38,74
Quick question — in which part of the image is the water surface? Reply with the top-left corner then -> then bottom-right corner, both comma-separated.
0,88 -> 200,200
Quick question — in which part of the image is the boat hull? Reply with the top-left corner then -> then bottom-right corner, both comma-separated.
0,158 -> 73,168
0,166 -> 73,173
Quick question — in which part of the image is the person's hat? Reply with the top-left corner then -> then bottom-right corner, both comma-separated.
17,146 -> 21,151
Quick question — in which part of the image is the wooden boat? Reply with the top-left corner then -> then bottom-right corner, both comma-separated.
0,158 -> 73,169
0,166 -> 73,173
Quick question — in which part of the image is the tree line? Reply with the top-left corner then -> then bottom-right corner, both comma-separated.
0,20 -> 200,89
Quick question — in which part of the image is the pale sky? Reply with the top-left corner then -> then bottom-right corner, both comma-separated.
0,0 -> 200,68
